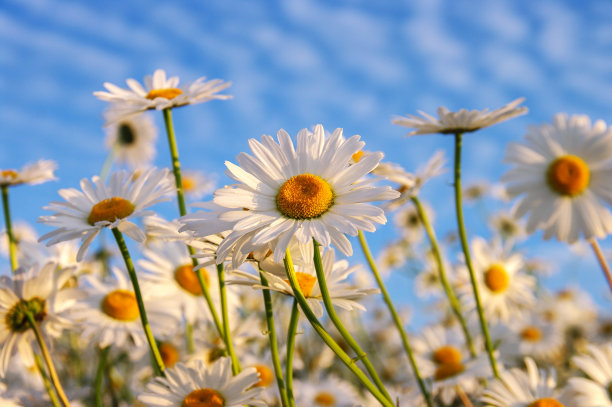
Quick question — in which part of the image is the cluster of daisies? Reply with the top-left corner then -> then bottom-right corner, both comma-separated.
0,70 -> 611,407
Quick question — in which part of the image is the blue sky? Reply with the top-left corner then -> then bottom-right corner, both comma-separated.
2,0 -> 612,310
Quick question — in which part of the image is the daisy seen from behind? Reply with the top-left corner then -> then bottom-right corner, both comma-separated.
105,112 -> 158,169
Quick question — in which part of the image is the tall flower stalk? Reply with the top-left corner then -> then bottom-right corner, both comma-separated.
1,185 -> 18,272
285,300 -> 299,407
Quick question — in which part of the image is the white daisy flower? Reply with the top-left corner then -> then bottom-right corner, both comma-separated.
0,221 -> 37,259
38,168 -> 174,261
294,375 -> 361,407
567,343 -> 612,407
0,160 -> 57,187
138,357 -> 265,407
95,69 -> 232,123
489,209 -> 527,243
481,357 -> 569,407
181,125 -> 399,266
105,112 -> 158,169
0,262 -> 79,377
393,202 -> 433,243
503,113 -> 612,243
181,169 -> 216,200
393,98 -> 527,136
494,314 -> 564,363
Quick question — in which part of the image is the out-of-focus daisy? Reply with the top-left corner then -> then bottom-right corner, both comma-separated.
481,358 -> 569,406
376,238 -> 410,274
182,125 -> 398,265
539,287 -> 597,334
567,343 -> 612,406
393,98 -> 527,136
105,113 -> 157,169
138,357 -> 264,407
456,237 -> 535,323
38,168 -> 174,261
0,221 -> 37,259
393,202 -> 434,243
503,113 -> 612,243
494,314 -> 564,363
181,169 -> 216,200
0,262 -> 78,377
294,375 -> 361,407
0,160 -> 57,188
489,210 -> 527,243
94,69 -> 231,122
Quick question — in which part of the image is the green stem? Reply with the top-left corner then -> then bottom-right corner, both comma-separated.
311,240 -> 392,403
194,259 -> 225,340
357,231 -> 433,407
186,322 -> 195,354
217,263 -> 241,374
1,185 -> 18,272
34,353 -> 61,407
453,133 -> 499,378
94,346 -> 111,407
285,300 -> 299,407
100,145 -> 117,182
283,248 -> 394,407
25,312 -> 71,407
259,272 -> 289,407
111,228 -> 165,376
411,196 -> 476,357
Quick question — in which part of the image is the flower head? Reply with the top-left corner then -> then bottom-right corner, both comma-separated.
105,112 -> 158,169
0,160 -> 57,187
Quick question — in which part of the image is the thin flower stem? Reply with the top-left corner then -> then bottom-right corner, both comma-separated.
186,322 -> 195,354
217,263 -> 242,375
456,385 -> 474,407
356,231 -> 433,407
453,133 -> 500,378
1,185 -> 18,272
34,353 -> 61,407
162,108 -> 224,343
589,238 -> 612,292
259,272 -> 289,407
111,228 -> 165,376
283,248 -> 394,407
100,145 -> 117,182
94,346 -> 111,407
411,196 -> 476,357
285,300 -> 299,407
311,239 -> 393,404
25,312 -> 71,407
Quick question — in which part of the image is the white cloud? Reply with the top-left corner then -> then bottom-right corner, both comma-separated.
480,46 -> 544,89
534,1 -> 579,64
475,1 -> 528,43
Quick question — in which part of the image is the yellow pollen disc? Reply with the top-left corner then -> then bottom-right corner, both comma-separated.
527,398 -> 565,407
432,346 -> 462,365
88,197 -> 135,225
101,290 -> 139,321
352,150 -> 364,163
182,388 -> 224,407
434,362 -> 465,381
174,265 -> 208,296
182,176 -> 195,192
314,391 -> 336,406
484,264 -> 510,293
285,272 -> 317,297
521,326 -> 543,342
146,88 -> 183,100
276,173 -> 334,219
159,342 -> 179,367
546,155 -> 590,197
557,289 -> 574,300
253,364 -> 274,387
1,170 -> 18,179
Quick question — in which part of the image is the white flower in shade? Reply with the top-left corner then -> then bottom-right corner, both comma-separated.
138,357 -> 265,407
105,112 -> 157,169
393,98 -> 527,136
181,125 -> 399,266
0,262 -> 78,377
489,209 -> 527,243
0,160 -> 57,187
38,168 -> 174,261
456,237 -> 535,323
181,169 -> 216,200
294,375 -> 361,407
95,69 -> 232,122
229,245 -> 378,318
481,358 -> 569,407
503,113 -> 612,243
494,314 -> 564,363
567,343 -> 612,407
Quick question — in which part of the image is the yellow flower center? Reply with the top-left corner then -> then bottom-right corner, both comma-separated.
285,272 -> 317,297
546,155 -> 590,197
1,170 -> 18,179
352,150 -> 364,163
174,265 -> 208,296
276,174 -> 334,219
101,290 -> 139,321
314,391 -> 336,406
146,88 -> 183,100
88,197 -> 135,225
159,342 -> 179,367
434,361 -> 465,381
252,364 -> 274,387
484,264 -> 510,293
521,325 -> 542,342
182,388 -> 224,407
182,176 -> 196,192
432,346 -> 463,365
527,398 -> 564,407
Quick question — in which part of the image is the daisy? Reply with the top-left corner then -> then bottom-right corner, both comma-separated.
138,357 -> 265,407
489,209 -> 527,243
94,69 -> 232,122
503,113 -> 612,242
293,375 -> 361,407
182,125 -> 399,266
494,314 -> 564,363
0,160 -> 57,188
393,202 -> 433,243
393,98 -> 527,136
0,221 -> 37,260
567,343 -> 612,406
181,169 -> 216,199
105,112 -> 158,169
38,168 -> 174,261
